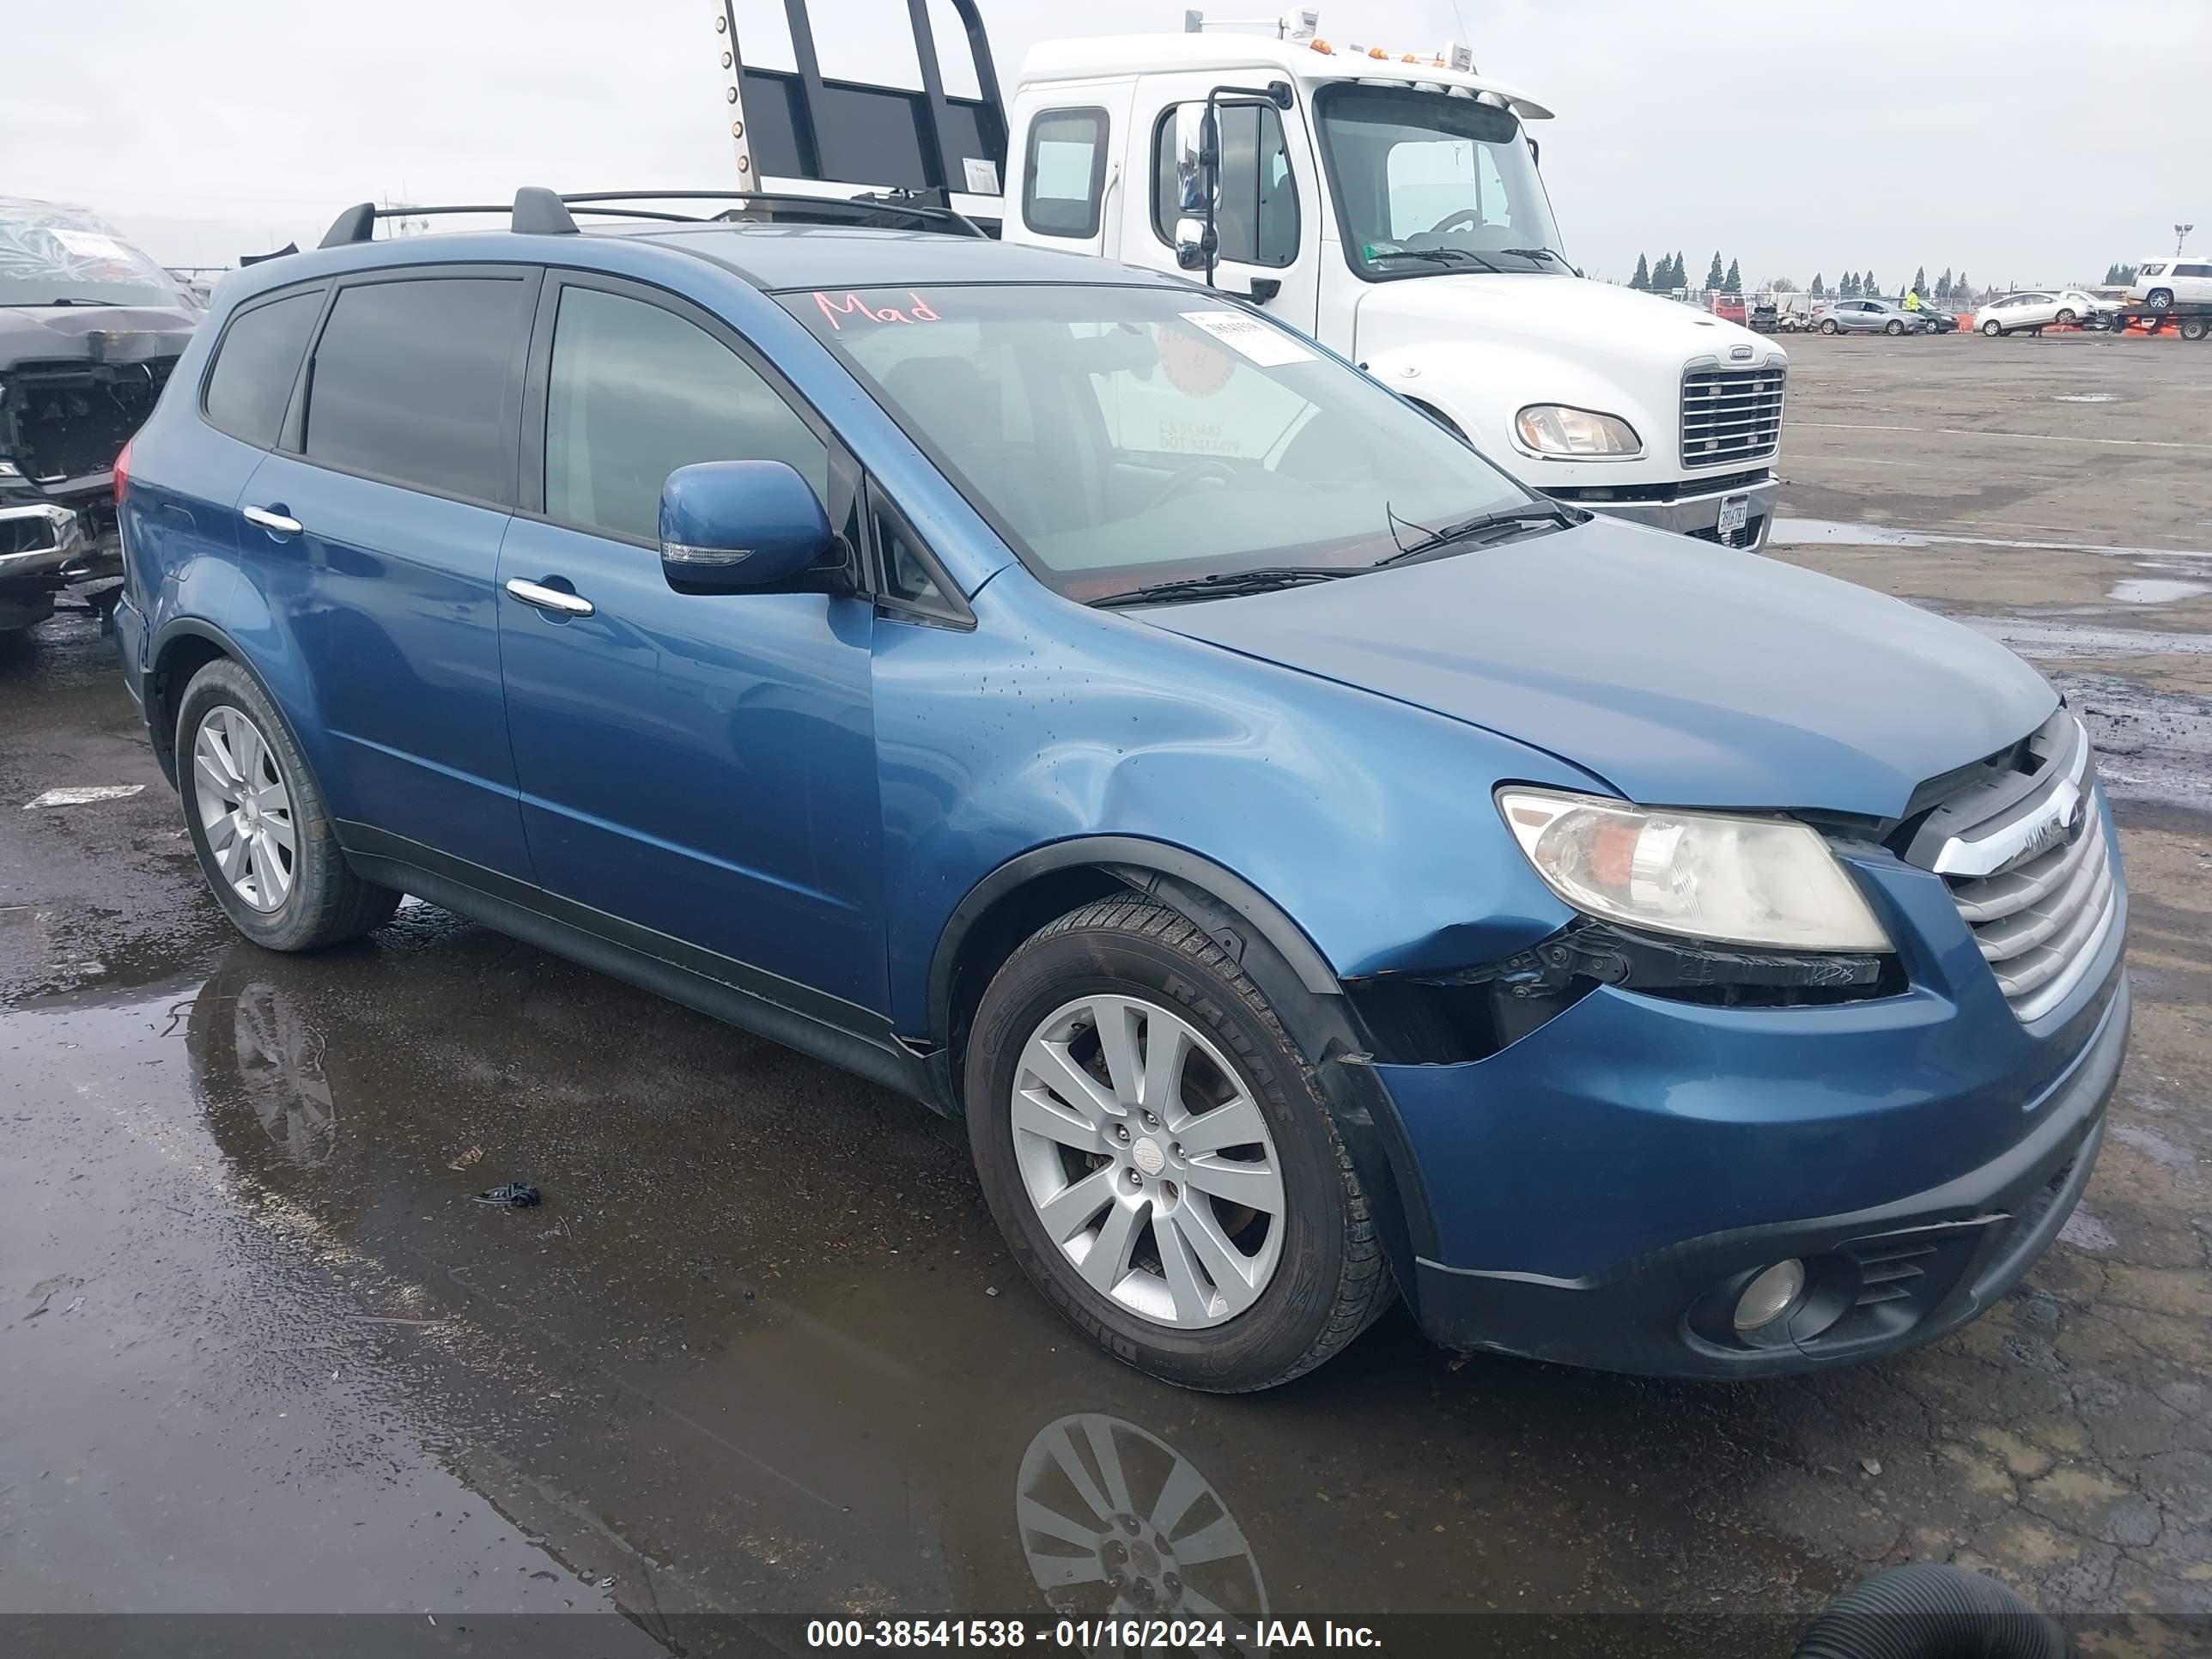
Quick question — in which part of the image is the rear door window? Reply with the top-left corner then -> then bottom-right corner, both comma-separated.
301,275 -> 530,502
542,284 -> 829,544
1024,108 -> 1110,240
202,289 -> 323,447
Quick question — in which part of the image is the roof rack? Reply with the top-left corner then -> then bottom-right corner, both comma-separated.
316,185 -> 984,250
567,188 -> 988,237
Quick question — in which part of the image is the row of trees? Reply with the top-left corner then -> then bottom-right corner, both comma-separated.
2104,263 -> 2139,285
1627,255 -> 1974,301
1799,265 -> 1978,301
1628,252 -> 1743,293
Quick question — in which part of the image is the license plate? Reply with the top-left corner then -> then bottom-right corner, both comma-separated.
1717,495 -> 1750,536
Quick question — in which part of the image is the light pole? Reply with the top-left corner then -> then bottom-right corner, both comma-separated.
2179,223 -> 2196,256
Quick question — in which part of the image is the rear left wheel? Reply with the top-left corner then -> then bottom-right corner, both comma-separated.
177,659 -> 401,951
966,896 -> 1392,1392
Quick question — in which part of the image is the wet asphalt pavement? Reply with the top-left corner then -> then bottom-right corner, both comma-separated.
3,331 -> 2210,1654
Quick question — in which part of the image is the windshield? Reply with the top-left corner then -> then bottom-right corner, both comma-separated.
1315,84 -> 1564,280
781,283 -> 1534,602
0,201 -> 188,308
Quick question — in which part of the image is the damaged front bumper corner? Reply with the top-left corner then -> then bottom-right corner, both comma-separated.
0,501 -> 91,629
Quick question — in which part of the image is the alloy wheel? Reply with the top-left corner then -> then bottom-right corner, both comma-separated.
1010,995 -> 1285,1328
191,706 -> 296,912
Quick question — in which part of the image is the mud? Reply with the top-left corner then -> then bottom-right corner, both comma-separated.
2,331 -> 2209,1649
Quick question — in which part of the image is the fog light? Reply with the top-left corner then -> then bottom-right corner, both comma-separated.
1732,1260 -> 1806,1332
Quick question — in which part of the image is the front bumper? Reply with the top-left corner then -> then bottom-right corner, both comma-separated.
1373,823 -> 2130,1378
1553,472 -> 1780,551
1406,972 -> 2123,1376
0,501 -> 93,628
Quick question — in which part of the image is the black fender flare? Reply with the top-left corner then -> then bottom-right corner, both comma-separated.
145,616 -> 308,787
927,837 -> 1442,1273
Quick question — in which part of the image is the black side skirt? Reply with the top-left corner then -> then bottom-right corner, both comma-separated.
335,822 -> 940,1111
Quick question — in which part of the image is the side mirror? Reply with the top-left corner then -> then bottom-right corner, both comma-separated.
1175,216 -> 1218,272
658,459 -> 836,594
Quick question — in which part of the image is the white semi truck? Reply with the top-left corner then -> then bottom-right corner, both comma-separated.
711,3 -> 1786,550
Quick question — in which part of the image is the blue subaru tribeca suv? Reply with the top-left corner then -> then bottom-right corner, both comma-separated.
112,190 -> 2127,1391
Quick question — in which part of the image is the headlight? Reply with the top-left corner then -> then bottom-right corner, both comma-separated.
1514,404 -> 1641,457
1496,787 -> 1893,951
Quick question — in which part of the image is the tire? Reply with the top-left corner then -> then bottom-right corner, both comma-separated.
2181,316 -> 2209,342
1820,318 -> 1839,335
176,658 -> 402,951
2056,307 -> 2076,325
1982,319 -> 2002,336
965,896 -> 1392,1392
1886,319 -> 1905,335
2146,289 -> 2174,313
1793,1563 -> 2063,1659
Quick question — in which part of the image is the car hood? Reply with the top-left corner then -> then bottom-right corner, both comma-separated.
0,303 -> 198,372
1149,519 -> 2057,819
1354,271 -> 1774,374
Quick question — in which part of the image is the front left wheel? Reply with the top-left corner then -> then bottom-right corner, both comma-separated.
177,658 -> 401,951
1886,319 -> 1905,335
965,896 -> 1393,1392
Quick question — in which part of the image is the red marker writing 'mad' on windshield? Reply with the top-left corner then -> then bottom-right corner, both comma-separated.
813,291 -> 944,330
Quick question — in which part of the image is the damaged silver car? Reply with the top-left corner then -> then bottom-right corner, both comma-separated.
1,198 -> 199,630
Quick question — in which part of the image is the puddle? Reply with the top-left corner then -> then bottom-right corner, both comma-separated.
1771,518 -> 2212,562
2109,578 -> 2212,605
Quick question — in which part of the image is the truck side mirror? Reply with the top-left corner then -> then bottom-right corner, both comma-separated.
1174,216 -> 1217,273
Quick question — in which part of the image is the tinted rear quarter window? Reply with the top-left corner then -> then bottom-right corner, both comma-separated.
303,276 -> 527,501
202,290 -> 322,447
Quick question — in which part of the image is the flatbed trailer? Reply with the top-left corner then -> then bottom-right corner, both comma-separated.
2096,301 -> 2212,340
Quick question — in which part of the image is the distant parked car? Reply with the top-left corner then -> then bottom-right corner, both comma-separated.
1915,307 -> 1958,333
1972,289 -> 2100,335
2127,258 -> 2212,313
1814,298 -> 1933,335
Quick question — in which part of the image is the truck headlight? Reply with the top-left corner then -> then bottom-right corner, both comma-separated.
1496,787 -> 1893,951
1514,404 -> 1641,457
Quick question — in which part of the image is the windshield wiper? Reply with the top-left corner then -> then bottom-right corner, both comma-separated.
1364,247 -> 1503,274
3,297 -> 120,307
1092,567 -> 1357,608
1499,246 -> 1575,271
1374,504 -> 1580,568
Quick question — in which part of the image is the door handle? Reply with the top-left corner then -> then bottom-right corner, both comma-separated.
242,505 -> 302,536
505,577 -> 594,618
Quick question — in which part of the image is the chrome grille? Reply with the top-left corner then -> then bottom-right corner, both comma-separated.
1929,714 -> 2120,1023
1680,366 -> 1785,467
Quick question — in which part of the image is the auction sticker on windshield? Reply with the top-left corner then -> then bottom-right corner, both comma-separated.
1181,310 -> 1315,367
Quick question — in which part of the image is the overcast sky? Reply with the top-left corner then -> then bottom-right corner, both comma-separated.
8,0 -> 2207,289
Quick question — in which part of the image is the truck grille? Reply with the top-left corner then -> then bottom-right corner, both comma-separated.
1913,712 -> 2120,1023
1680,366 -> 1785,467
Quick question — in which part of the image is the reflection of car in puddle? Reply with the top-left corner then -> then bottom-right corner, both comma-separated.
188,966 -> 336,1169
1018,1413 -> 1265,1643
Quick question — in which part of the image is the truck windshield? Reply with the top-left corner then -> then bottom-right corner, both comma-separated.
1314,84 -> 1564,280
0,202 -> 187,308
781,283 -> 1537,603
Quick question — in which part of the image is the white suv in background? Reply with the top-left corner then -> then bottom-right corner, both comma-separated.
2129,259 -> 2212,312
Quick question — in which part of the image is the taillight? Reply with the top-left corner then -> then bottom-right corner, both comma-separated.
112,436 -> 133,504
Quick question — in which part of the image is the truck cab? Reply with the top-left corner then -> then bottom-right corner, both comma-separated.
996,26 -> 1784,550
